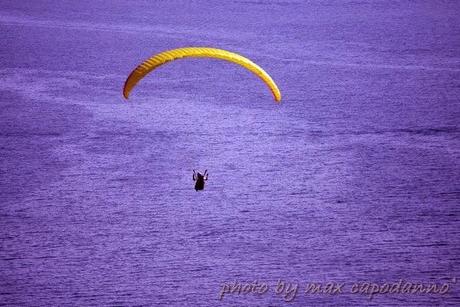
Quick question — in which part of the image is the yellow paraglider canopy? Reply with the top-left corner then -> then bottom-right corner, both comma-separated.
123,47 -> 281,102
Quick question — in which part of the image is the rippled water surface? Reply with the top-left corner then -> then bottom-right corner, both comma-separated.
1,1 -> 459,306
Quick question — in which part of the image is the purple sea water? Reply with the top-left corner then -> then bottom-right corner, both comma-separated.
1,1 -> 459,306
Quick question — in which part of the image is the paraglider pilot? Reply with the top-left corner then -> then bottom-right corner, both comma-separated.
193,170 -> 208,191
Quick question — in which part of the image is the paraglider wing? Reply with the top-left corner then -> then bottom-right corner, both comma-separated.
123,47 -> 281,102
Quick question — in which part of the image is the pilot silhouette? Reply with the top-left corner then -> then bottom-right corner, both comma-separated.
193,170 -> 208,191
